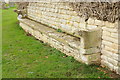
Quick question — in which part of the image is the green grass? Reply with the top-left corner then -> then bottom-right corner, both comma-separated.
0,8 -> 2,79
2,8 -> 112,78
57,29 -> 63,33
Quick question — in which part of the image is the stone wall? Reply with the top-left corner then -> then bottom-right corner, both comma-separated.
27,2 -> 102,64
18,2 -> 119,75
88,17 -> 119,74
101,22 -> 119,74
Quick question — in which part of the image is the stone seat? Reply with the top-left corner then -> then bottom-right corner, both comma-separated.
20,19 -> 80,50
20,18 -> 101,64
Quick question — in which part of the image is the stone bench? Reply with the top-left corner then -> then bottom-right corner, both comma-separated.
20,18 -> 101,64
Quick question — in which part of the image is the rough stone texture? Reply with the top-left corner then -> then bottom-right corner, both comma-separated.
20,19 -> 101,65
17,2 -> 120,75
101,26 -> 119,75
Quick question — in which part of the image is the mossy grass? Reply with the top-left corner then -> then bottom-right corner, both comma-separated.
57,29 -> 63,33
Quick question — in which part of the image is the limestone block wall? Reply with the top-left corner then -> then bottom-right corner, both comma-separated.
88,17 -> 119,74
18,2 -> 119,74
101,22 -> 119,74
26,2 -> 102,64
27,2 -> 86,36
27,3 -> 101,50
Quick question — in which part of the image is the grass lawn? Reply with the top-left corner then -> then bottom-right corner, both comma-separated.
2,7 -> 117,78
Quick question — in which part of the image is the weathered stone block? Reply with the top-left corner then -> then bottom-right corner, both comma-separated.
80,47 -> 100,55
102,50 -> 120,62
111,33 -> 118,39
101,60 -> 114,71
103,31 -> 111,36
80,53 -> 101,64
101,55 -> 119,67
102,40 -> 112,48
102,36 -> 118,44
102,27 -> 117,33
104,46 -> 118,54
79,23 -> 86,29
104,21 -> 116,28
80,28 -> 102,49
73,22 -> 79,28
95,20 -> 103,26
86,25 -> 97,30
113,66 -> 120,75
87,18 -> 95,25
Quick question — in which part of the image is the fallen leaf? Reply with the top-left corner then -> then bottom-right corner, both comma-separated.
45,56 -> 48,58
